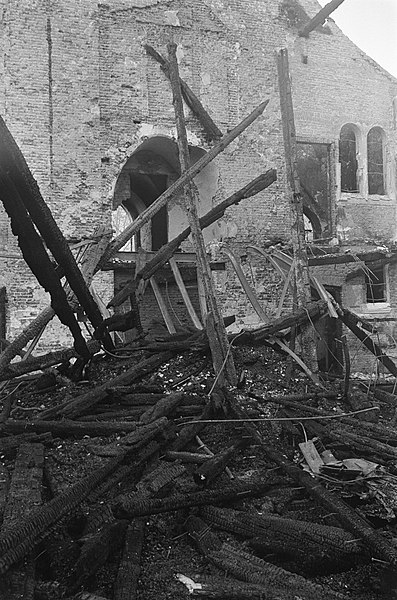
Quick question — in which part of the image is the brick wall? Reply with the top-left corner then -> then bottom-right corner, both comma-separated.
0,0 -> 396,375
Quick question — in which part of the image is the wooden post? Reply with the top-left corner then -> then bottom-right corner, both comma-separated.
145,44 -> 222,142
167,42 -> 236,386
299,0 -> 345,37
276,48 -> 317,372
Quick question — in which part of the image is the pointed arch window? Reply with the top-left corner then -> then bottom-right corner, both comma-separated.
339,124 -> 358,192
367,127 -> 385,195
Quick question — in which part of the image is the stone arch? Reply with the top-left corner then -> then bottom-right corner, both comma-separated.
112,136 -> 219,251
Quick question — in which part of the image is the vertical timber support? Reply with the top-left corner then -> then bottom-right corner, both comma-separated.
167,42 -> 236,386
276,48 -> 317,372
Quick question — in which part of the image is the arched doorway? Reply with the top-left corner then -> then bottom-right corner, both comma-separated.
111,136 -> 218,335
112,136 -> 218,251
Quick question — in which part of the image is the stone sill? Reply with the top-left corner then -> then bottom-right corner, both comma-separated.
339,193 -> 396,204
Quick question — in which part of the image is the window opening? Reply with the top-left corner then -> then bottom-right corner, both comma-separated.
365,265 -> 387,304
339,125 -> 358,192
297,142 -> 331,238
112,204 -> 136,252
367,127 -> 385,195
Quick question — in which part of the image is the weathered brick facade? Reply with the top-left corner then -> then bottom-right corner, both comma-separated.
0,0 -> 396,373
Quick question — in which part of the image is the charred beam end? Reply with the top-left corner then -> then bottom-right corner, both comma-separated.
298,0 -> 345,37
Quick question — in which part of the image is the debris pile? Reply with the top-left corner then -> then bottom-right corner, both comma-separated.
1,338 -> 397,600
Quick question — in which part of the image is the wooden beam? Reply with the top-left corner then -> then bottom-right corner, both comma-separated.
298,0 -> 345,37
338,306 -> 397,379
276,48 -> 317,371
145,44 -> 223,141
98,99 -> 269,268
167,41 -> 236,386
169,257 -> 203,330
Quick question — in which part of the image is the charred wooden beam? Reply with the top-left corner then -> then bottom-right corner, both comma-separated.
276,48 -> 316,371
262,443 -> 397,566
299,0 -> 345,37
145,44 -> 222,141
308,250 -> 387,267
0,174 -> 89,358
0,116 -> 107,341
38,351 -> 174,420
207,544 -> 347,600
1,443 -> 44,600
0,340 -> 101,381
193,438 -> 250,486
66,520 -> 128,595
235,299 -> 328,344
3,419 -> 139,438
139,392 -> 184,425
186,516 -> 347,600
98,100 -> 269,267
171,401 -> 214,452
339,307 -> 397,378
113,518 -> 146,600
114,477 -> 279,519
168,41 -> 236,386
0,451 -> 127,575
176,574 -> 298,600
202,506 -> 367,576
0,432 -> 52,458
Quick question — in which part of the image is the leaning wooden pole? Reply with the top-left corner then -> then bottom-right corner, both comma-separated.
98,100 -> 269,268
0,116 -> 106,337
276,48 -> 317,372
107,171 -> 277,309
167,41 -> 236,386
298,0 -> 345,37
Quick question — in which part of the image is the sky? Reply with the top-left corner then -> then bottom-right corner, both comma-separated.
317,0 -> 397,79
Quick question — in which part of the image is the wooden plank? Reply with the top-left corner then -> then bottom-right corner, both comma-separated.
276,262 -> 294,318
222,245 -> 269,323
149,277 -> 177,334
169,257 -> 203,330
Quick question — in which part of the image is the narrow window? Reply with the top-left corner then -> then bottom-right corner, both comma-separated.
367,127 -> 385,195
339,125 -> 358,192
365,266 -> 387,304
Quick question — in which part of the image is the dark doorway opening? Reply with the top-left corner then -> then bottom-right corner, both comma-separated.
313,285 -> 343,375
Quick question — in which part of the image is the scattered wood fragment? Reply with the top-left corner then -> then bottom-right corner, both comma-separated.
193,438 -> 249,486
186,515 -> 348,600
139,391 -> 184,425
38,351 -> 174,420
